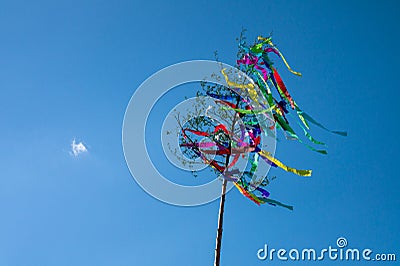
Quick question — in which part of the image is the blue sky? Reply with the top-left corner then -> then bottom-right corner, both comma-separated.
1,0 -> 399,265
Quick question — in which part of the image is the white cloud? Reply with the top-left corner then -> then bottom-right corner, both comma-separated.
70,139 -> 88,157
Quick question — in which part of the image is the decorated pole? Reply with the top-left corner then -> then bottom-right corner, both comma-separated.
178,34 -> 346,265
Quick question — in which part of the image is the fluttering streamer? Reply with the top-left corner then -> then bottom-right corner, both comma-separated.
179,36 -> 346,209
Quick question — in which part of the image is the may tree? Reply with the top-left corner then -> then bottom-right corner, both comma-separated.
171,32 -> 345,266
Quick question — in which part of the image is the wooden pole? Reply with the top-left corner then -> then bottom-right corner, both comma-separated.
214,179 -> 227,266
214,96 -> 240,266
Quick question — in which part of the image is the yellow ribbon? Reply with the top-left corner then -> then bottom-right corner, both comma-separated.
233,182 -> 265,205
257,36 -> 302,77
259,150 -> 312,177
221,68 -> 266,106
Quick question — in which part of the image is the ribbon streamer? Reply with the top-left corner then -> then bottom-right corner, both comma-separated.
178,34 -> 345,209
